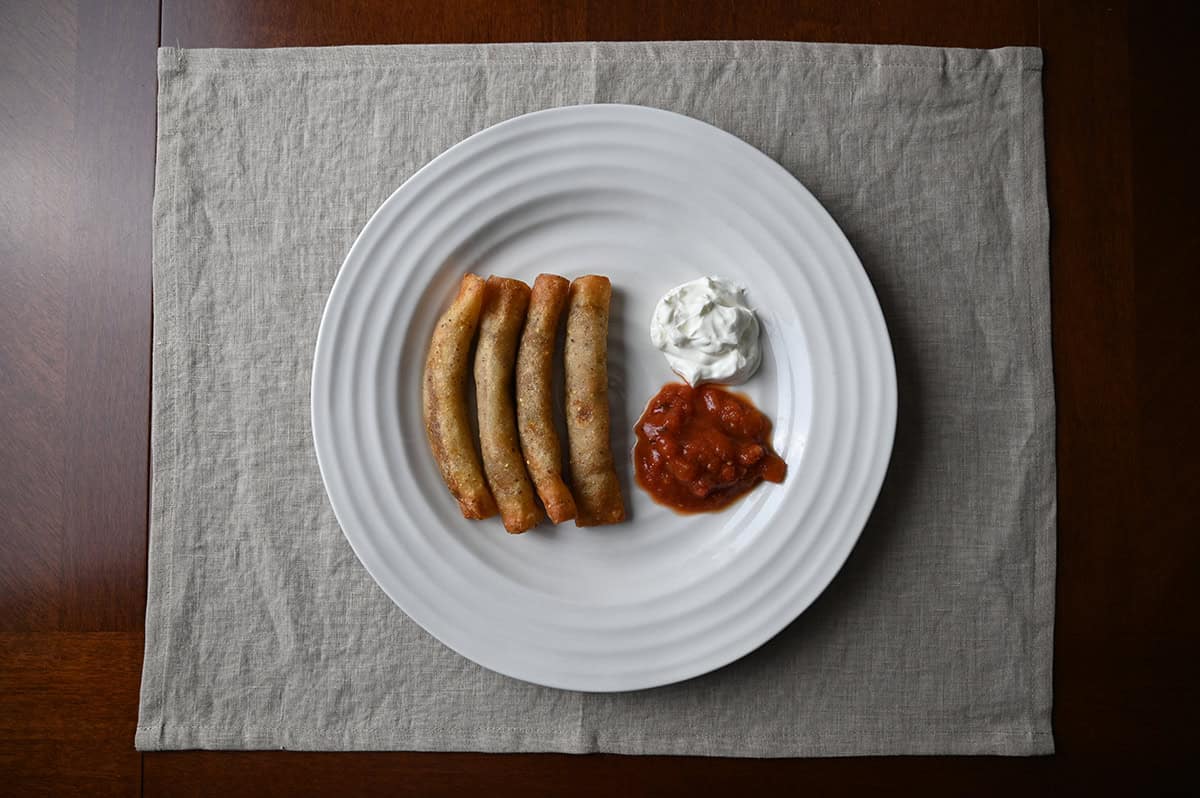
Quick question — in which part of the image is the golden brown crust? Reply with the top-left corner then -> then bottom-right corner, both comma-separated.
515,274 -> 577,524
564,275 -> 626,526
422,274 -> 498,519
475,277 -> 544,533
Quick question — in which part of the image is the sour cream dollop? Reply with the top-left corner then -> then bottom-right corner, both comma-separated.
649,276 -> 761,385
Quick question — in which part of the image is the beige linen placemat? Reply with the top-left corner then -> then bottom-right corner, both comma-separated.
137,41 -> 1054,755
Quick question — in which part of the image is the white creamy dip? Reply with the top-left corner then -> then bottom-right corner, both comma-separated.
649,276 -> 761,385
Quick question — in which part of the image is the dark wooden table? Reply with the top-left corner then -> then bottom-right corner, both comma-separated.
2,1 -> 1195,794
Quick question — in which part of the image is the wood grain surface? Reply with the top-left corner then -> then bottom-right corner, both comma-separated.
2,0 -> 156,794
2,0 -> 1195,794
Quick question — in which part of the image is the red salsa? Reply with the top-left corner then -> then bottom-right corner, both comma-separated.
634,382 -> 786,513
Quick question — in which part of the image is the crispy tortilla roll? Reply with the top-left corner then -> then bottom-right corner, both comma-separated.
423,274 -> 498,519
565,275 -> 626,526
515,274 -> 577,524
475,277 -> 543,533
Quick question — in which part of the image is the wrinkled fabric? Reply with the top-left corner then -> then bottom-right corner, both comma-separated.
137,42 -> 1053,756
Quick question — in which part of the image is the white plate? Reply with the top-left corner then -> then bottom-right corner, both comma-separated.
312,104 -> 896,692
